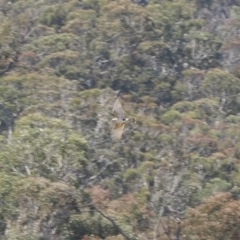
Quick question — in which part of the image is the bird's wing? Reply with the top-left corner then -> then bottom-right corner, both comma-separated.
113,122 -> 125,140
112,97 -> 125,120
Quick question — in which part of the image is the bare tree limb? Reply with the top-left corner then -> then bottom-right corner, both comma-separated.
91,204 -> 133,240
153,204 -> 164,240
176,219 -> 181,240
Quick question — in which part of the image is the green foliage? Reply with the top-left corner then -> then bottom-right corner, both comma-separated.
0,173 -> 20,218
33,33 -> 79,53
0,113 -> 87,182
66,9 -> 96,21
137,41 -> 167,55
202,69 -> 240,97
161,109 -> 182,124
63,213 -> 118,239
158,133 -> 174,145
172,101 -> 194,113
40,5 -> 68,29
79,88 -> 101,98
0,0 -> 240,239
134,187 -> 151,203
124,168 -> 140,181
197,178 -> 232,202
38,50 -> 80,68
230,6 -> 240,20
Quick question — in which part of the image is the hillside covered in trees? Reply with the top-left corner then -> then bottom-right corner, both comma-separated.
1,0 -> 240,239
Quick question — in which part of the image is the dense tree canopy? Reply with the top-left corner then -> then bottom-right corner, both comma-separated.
0,0 -> 240,239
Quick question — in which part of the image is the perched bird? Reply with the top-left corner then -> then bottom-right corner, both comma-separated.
112,96 -> 129,140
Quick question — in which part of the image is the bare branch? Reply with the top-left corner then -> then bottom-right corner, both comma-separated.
91,204 -> 133,240
175,219 -> 181,240
153,204 -> 164,240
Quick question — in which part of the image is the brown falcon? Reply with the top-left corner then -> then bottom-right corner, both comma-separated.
112,97 -> 129,140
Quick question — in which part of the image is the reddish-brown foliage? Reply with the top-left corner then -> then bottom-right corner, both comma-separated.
183,192 -> 240,240
88,185 -> 110,209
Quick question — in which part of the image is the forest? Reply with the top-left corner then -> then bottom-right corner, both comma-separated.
0,0 -> 240,239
